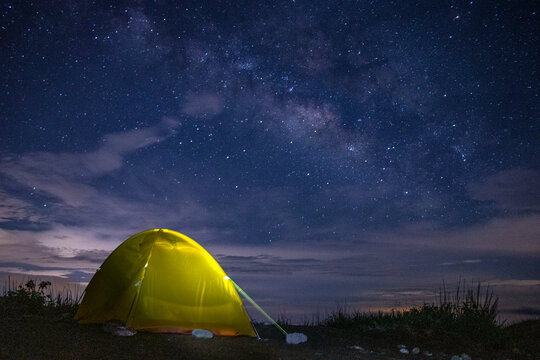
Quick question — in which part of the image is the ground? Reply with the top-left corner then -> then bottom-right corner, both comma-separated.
0,315 -> 538,360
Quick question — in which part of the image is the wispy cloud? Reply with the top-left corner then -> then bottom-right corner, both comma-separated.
469,168 -> 540,212
488,279 -> 540,287
440,259 -> 482,266
0,191 -> 46,224
377,214 -> 540,255
0,117 -> 180,207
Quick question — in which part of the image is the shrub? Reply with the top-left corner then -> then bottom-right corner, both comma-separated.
0,279 -> 78,317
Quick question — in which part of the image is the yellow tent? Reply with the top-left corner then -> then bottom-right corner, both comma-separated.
74,229 -> 256,336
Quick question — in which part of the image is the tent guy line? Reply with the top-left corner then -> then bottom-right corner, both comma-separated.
226,276 -> 288,336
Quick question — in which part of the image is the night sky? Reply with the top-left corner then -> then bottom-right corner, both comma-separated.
1,1 -> 539,321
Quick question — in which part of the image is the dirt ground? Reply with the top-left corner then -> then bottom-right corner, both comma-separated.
0,315 -> 537,360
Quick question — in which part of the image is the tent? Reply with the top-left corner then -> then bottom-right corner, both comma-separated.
74,229 -> 256,336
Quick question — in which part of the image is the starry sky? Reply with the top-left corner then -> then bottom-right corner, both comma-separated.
1,1 -> 539,321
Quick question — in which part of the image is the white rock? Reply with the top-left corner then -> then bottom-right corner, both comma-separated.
102,320 -> 124,333
286,332 -> 308,344
423,350 -> 433,356
412,347 -> 420,354
192,329 -> 213,338
399,348 -> 410,354
114,326 -> 137,336
461,353 -> 472,360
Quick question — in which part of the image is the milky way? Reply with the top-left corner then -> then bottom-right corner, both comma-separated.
1,1 -> 539,320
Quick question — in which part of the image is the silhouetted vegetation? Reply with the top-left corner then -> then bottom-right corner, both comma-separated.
0,279 -> 78,318
321,281 -> 538,358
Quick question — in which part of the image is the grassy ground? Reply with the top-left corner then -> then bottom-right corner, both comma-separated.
0,280 -> 538,360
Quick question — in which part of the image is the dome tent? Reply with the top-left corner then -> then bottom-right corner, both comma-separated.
74,229 -> 256,336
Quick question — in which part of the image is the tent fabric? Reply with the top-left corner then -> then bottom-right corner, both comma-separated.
74,229 -> 256,336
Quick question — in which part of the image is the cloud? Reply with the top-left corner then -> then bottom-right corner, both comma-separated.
0,117 -> 180,207
378,214 -> 540,255
507,307 -> 540,317
207,240 -> 538,320
0,191 -> 46,225
216,254 -> 325,275
440,259 -> 482,266
0,227 -> 72,274
0,188 -> 216,270
489,279 -> 540,287
182,93 -> 224,118
469,168 -> 540,212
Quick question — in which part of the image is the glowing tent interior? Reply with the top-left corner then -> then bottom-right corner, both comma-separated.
74,229 -> 257,336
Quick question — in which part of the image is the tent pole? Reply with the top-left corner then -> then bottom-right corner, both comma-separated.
226,277 -> 288,336
126,241 -> 155,327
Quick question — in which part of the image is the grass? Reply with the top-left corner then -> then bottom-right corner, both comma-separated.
326,281 -> 498,329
